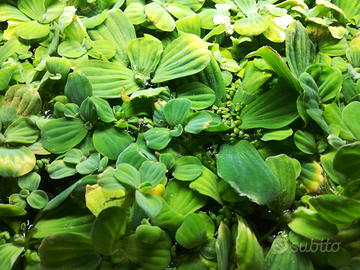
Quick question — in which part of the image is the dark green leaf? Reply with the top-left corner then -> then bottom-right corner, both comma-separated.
42,118 -> 88,154
122,230 -> 172,270
172,156 -> 203,181
217,140 -> 280,205
39,233 -> 101,270
93,126 -> 133,160
286,21 -> 316,79
239,84 -> 299,129
175,213 -> 207,249
288,208 -> 338,241
91,207 -> 127,255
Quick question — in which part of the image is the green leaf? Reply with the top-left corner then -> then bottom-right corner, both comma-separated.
76,153 -> 100,174
33,200 -> 95,238
185,111 -> 212,134
46,57 -> 71,81
64,103 -> 79,118
166,3 -> 196,19
234,14 -> 269,36
65,71 -> 93,106
151,197 -> 184,231
172,156 -> 203,181
98,166 -> 126,190
4,117 -> 39,144
0,147 -> 36,178
42,181 -> 78,212
42,118 -> 88,154
334,0 -> 360,21
241,61 -> 272,95
122,230 -> 172,270
114,163 -> 141,189
63,149 -> 85,165
247,46 -> 301,92
81,9 -> 107,29
152,34 -> 211,83
90,97 -> 116,123
18,0 -> 45,20
305,64 -> 342,102
346,46 -> 360,68
288,208 -> 338,241
342,101 -> 360,141
218,179 -> 245,203
18,172 -> 40,191
128,38 -> 163,82
294,130 -> 317,155
198,212 -> 215,239
239,84 -> 299,129
97,0 -> 117,10
79,97 -> 97,123
333,142 -> 360,184
0,85 -> 41,126
164,98 -> 192,126
319,37 -> 348,56
266,154 -> 298,211
57,6 -> 76,33
190,166 -> 223,204
286,21 -> 316,79
199,9 -> 220,29
179,57 -> 226,107
234,0 -> 257,17
175,213 -> 207,249
27,190 -> 48,209
135,190 -> 162,218
58,40 -> 87,58
89,9 -> 136,67
0,204 -> 27,217
176,82 -> 216,110
139,161 -> 166,187
169,124 -> 183,137
216,222 -> 232,270
235,215 -> 264,270
0,244 -> 24,270
261,127 -> 293,141
15,20 -> 50,40
203,24 -> 227,42
144,128 -> 172,150
74,60 -> 140,97
39,233 -> 101,270
124,3 -> 147,25
166,180 -> 206,216
116,150 -> 148,169
88,40 -> 117,60
159,153 -> 175,170
262,235 -> 314,270
176,14 -> 201,36
0,38 -> 20,63
0,61 -> 16,91
91,206 -> 127,255
0,4 -> 30,22
135,224 -> 162,244
93,126 -> 133,160
309,195 -> 360,227
145,2 -> 175,32
47,160 -> 76,179
299,72 -> 329,133
217,140 -> 280,205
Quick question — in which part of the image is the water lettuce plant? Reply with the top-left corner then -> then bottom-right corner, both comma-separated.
1,0 -> 360,269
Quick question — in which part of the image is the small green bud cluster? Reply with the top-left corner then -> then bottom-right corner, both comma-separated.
209,204 -> 235,227
0,231 -> 10,245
